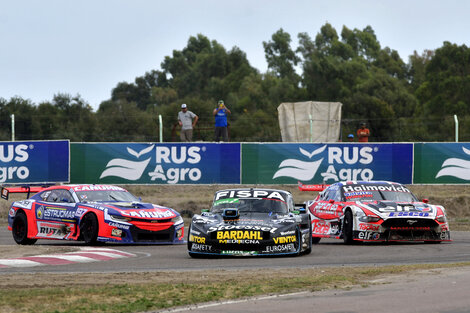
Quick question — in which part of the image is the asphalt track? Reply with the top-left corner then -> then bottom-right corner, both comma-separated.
1,227 -> 470,274
2,227 -> 470,312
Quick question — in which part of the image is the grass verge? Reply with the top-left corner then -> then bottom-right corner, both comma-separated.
1,263 -> 470,313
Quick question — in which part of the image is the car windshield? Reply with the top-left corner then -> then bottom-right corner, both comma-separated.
75,190 -> 139,203
211,197 -> 288,214
342,185 -> 418,202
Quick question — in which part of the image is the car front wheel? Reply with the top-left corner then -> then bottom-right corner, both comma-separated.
343,210 -> 354,245
12,212 -> 37,245
80,213 -> 99,245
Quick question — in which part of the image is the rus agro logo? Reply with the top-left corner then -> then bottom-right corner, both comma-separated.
435,146 -> 470,180
0,144 -> 31,183
273,145 -> 375,182
100,145 -> 203,184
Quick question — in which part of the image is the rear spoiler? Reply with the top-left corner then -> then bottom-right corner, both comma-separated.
298,181 -> 329,192
1,185 -> 48,200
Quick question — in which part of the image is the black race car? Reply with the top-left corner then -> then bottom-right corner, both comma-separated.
187,188 -> 312,257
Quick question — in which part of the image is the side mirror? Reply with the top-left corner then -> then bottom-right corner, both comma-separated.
422,199 -> 429,203
329,199 -> 335,204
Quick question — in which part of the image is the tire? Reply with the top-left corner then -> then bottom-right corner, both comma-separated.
80,213 -> 99,245
303,223 -> 313,255
12,212 -> 37,245
342,210 -> 354,245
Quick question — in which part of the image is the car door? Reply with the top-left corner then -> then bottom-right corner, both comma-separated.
34,188 -> 78,239
311,186 -> 342,236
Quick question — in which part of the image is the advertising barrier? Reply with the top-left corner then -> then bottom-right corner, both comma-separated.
242,143 -> 413,184
71,143 -> 241,184
0,140 -> 69,184
414,143 -> 470,184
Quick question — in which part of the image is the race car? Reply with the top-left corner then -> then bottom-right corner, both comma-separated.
299,181 -> 451,244
187,188 -> 312,257
3,184 -> 184,245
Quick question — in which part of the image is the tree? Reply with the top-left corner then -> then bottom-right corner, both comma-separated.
263,28 -> 300,81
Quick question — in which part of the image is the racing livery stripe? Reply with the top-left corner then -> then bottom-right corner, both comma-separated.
0,248 -> 136,268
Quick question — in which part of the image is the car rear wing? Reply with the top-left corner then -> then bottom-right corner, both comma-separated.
297,181 -> 329,192
1,185 -> 48,200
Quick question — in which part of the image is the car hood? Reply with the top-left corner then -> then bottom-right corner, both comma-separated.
192,211 -> 301,232
358,200 -> 436,218
100,202 -> 178,219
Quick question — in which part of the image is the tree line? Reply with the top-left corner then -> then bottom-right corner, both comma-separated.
1,23 -> 470,142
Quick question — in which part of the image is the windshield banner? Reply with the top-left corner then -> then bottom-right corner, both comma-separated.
0,140 -> 69,184
71,143 -> 241,184
242,143 -> 413,184
414,143 -> 470,183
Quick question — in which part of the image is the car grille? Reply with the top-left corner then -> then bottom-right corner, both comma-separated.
381,218 -> 438,229
130,225 -> 174,242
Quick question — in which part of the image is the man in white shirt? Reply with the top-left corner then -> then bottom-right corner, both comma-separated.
177,104 -> 198,142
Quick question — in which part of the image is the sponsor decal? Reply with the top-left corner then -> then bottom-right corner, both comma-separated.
359,223 -> 380,231
312,220 -> 331,235
345,191 -> 373,199
39,206 -> 75,221
214,190 -> 285,202
208,225 -> 278,233
273,235 -> 296,244
189,234 -> 206,243
389,212 -> 430,217
216,230 -> 262,240
191,243 -> 212,251
119,209 -> 174,219
343,184 -> 411,193
219,239 -> 260,244
9,208 -> 15,217
378,205 -> 430,213
36,222 -> 70,239
36,205 -> 44,219
221,251 -> 258,255
280,230 -> 295,236
358,231 -> 379,240
72,185 -> 126,192
108,222 -> 130,230
111,228 -> 122,237
264,243 -> 295,253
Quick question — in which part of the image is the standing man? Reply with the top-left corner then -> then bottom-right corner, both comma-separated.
357,122 -> 370,142
213,100 -> 231,142
178,104 -> 198,142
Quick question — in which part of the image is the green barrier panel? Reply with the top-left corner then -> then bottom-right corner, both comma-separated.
414,143 -> 470,184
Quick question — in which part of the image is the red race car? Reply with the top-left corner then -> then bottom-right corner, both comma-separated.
299,181 -> 451,244
3,184 -> 184,245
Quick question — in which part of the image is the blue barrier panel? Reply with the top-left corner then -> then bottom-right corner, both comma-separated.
242,143 -> 413,184
71,142 -> 241,184
0,140 -> 69,184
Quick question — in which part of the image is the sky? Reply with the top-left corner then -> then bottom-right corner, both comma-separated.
1,0 -> 469,110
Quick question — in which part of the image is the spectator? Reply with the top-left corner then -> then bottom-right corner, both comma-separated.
178,104 -> 198,142
357,122 -> 370,142
347,133 -> 354,142
213,100 -> 231,142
